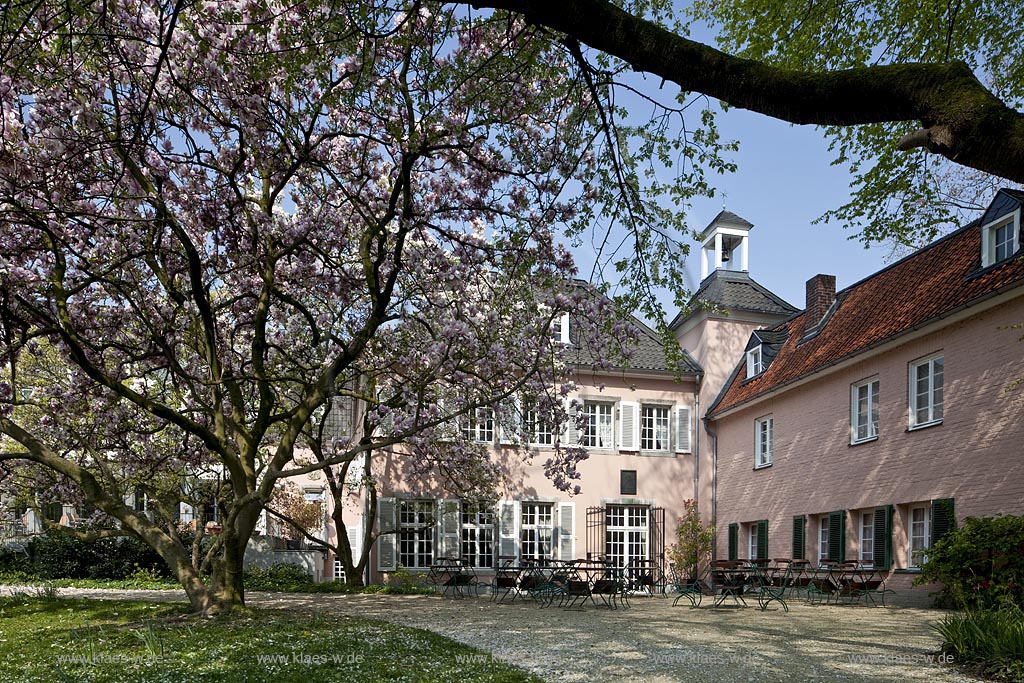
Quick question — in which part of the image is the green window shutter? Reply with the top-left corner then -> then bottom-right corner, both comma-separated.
727,523 -> 738,561
792,515 -> 806,560
376,498 -> 397,571
931,498 -> 955,546
827,510 -> 846,563
757,519 -> 768,560
872,505 -> 893,570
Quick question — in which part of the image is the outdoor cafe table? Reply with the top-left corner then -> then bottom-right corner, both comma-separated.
711,563 -> 751,607
572,561 -> 625,609
834,564 -> 883,605
428,559 -> 475,598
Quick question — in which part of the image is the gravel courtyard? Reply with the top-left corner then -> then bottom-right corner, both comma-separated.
20,587 -> 980,683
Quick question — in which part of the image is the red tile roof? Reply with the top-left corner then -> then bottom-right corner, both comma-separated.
708,218 -> 1024,417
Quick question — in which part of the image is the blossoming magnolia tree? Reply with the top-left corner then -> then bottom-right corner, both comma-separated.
0,1 -> 701,612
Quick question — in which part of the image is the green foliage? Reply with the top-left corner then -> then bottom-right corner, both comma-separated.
690,0 -> 1024,248
935,607 -> 1024,682
25,528 -> 173,581
385,565 -> 434,594
241,563 -> 316,592
916,513 -> 1024,609
0,598 -> 542,682
666,499 -> 713,580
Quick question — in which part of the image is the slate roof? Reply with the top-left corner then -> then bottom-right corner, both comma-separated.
669,270 -> 798,330
697,210 -> 754,240
565,283 -> 703,376
569,314 -> 703,376
708,193 -> 1024,417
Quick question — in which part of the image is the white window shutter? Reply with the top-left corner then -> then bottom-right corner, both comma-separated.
376,498 -> 397,571
675,406 -> 692,453
558,502 -> 575,561
619,401 -> 639,451
346,524 -> 363,562
438,499 -> 460,560
499,397 -> 521,445
498,500 -> 519,563
563,397 -> 579,446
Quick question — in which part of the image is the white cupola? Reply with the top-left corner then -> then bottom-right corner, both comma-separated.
698,210 -> 753,281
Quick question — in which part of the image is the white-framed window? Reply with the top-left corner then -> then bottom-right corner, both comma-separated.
982,213 -> 1020,267
519,502 -> 553,561
461,406 -> 495,443
746,346 -> 763,377
581,402 -> 615,449
640,405 -> 670,451
398,500 -> 434,569
909,505 -> 931,568
605,505 -> 649,570
748,524 -> 759,560
460,507 -> 494,568
909,354 -> 944,428
851,378 -> 880,444
818,515 -> 830,565
524,407 -> 554,447
859,512 -> 874,564
755,415 -> 773,468
549,312 -> 570,345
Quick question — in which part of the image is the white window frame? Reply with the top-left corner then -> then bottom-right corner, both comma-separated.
746,345 -> 763,377
748,524 -> 759,560
460,506 -> 495,569
908,353 -> 944,429
754,415 -> 773,468
524,406 -> 554,447
461,406 -> 495,444
397,499 -> 434,569
850,377 -> 880,444
818,515 -> 830,565
519,502 -> 554,562
549,312 -> 570,345
580,401 -> 615,449
909,504 -> 931,568
640,404 -> 670,452
605,504 -> 649,570
981,211 -> 1020,267
859,512 -> 874,564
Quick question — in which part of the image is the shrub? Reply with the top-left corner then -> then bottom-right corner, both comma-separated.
383,565 -> 434,594
243,562 -> 315,591
935,607 -> 1024,682
0,546 -> 34,577
916,513 -> 1024,609
27,528 -> 98,578
26,528 -> 173,580
666,500 -> 713,580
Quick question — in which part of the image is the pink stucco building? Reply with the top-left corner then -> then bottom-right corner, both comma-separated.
705,188 -> 1024,592
311,190 -> 1024,593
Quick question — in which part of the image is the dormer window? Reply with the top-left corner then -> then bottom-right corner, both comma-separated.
981,212 -> 1020,267
746,346 -> 763,377
549,312 -> 570,345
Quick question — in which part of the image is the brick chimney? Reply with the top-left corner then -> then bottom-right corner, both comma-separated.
805,274 -> 836,329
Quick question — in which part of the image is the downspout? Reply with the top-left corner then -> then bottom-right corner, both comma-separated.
705,414 -> 718,562
693,377 -> 700,504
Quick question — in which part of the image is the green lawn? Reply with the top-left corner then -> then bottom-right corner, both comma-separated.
0,593 -> 542,683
